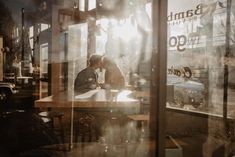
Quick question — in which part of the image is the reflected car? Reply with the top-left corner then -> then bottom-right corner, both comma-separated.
173,80 -> 206,108
0,82 -> 18,105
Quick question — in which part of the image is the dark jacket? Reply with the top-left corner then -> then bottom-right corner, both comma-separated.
74,67 -> 98,92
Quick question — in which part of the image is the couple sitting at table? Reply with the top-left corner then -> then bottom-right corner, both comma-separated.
74,54 -> 125,93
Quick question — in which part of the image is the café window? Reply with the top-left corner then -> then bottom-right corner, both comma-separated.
4,0 -> 235,157
40,43 -> 48,77
35,0 -> 156,156
166,0 -> 235,115
165,0 -> 235,156
39,23 -> 50,32
29,26 -> 34,56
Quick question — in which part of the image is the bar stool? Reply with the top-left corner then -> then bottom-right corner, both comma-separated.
38,111 -> 65,144
74,112 -> 98,142
127,114 -> 150,141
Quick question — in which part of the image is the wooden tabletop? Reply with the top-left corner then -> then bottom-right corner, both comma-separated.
35,89 -> 140,109
127,114 -> 150,121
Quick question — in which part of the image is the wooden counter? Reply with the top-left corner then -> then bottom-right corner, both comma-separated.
35,89 -> 140,110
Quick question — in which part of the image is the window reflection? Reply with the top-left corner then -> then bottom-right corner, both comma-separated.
166,0 -> 235,156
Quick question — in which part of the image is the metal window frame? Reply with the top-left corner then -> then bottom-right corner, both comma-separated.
151,0 -> 168,157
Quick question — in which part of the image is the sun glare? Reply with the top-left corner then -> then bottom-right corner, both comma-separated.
116,90 -> 134,101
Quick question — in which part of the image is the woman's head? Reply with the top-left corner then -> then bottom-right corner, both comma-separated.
101,56 -> 116,69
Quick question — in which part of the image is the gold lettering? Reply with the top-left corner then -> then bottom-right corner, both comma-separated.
195,4 -> 202,15
167,66 -> 192,79
169,36 -> 177,47
186,10 -> 194,17
168,12 -> 173,21
174,12 -> 185,20
177,35 -> 187,51
183,67 -> 192,78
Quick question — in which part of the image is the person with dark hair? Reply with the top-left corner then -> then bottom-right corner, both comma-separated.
101,56 -> 125,89
74,55 -> 103,92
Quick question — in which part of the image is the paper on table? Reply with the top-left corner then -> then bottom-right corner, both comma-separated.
75,89 -> 99,99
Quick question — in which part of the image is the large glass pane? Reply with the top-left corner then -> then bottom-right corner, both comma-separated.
0,0 -> 159,157
166,0 -> 235,156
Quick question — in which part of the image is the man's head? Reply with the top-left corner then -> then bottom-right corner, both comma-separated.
89,54 -> 103,69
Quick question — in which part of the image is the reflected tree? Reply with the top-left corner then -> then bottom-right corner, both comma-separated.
0,0 -> 15,72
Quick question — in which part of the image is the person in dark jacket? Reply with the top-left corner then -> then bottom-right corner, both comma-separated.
74,55 -> 103,92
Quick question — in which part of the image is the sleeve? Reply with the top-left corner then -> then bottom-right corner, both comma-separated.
74,70 -> 98,92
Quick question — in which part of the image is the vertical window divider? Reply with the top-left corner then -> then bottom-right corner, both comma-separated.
223,0 -> 232,134
151,0 -> 168,156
